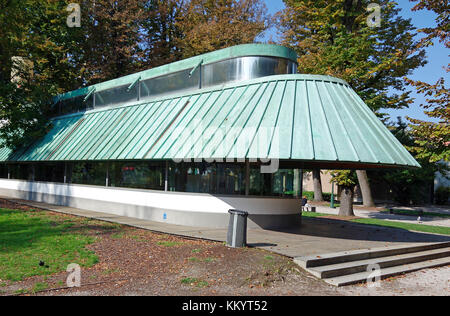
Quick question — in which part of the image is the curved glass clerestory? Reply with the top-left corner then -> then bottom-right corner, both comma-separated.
53,56 -> 297,117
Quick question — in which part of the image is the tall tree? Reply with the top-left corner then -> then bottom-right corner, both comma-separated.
330,170 -> 358,216
356,170 -> 375,207
78,0 -> 146,84
0,0 -> 82,148
406,0 -> 449,164
279,0 -> 427,207
177,0 -> 270,58
312,169 -> 324,202
141,0 -> 185,68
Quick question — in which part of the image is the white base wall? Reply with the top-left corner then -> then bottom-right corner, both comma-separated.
0,179 -> 302,229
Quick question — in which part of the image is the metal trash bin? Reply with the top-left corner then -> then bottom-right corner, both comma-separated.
227,209 -> 248,248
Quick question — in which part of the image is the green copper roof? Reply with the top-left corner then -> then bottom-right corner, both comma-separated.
0,74 -> 420,169
57,44 -> 298,102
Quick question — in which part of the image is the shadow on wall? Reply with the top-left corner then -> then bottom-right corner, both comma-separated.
22,181 -> 73,208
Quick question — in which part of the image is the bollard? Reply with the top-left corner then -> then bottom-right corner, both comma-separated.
227,209 -> 248,248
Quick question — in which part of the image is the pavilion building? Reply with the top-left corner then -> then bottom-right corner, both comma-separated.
0,44 -> 419,228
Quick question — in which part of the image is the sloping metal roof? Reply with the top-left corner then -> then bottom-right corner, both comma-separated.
0,74 -> 420,168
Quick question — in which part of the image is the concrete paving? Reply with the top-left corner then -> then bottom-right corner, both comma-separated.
2,196 -> 450,258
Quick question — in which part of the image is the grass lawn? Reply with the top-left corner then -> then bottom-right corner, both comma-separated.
0,208 -> 98,281
302,211 -> 450,236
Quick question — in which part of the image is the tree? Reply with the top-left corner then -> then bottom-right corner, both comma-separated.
406,0 -> 449,164
330,170 -> 358,216
312,169 -> 324,202
0,0 -> 83,148
177,0 -> 270,58
141,0 -> 186,68
374,118 -> 441,205
78,0 -> 146,84
356,170 -> 375,207
278,0 -> 427,208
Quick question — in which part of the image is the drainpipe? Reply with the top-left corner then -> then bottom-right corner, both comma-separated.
64,163 -> 67,184
105,164 -> 109,187
165,161 -> 169,192
245,160 -> 250,196
31,164 -> 35,182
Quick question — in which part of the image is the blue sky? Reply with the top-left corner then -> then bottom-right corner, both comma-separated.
262,0 -> 448,124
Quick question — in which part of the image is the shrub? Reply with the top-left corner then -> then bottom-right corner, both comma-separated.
435,186 -> 450,205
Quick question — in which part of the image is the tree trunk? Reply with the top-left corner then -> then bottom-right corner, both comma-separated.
339,186 -> 355,216
312,169 -> 324,202
356,170 -> 375,207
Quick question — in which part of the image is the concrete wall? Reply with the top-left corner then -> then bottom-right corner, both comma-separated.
0,179 -> 302,229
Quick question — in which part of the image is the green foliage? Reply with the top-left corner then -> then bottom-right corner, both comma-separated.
435,186 -> 450,205
406,1 -> 449,164
329,170 -> 358,188
279,0 -> 427,113
371,118 -> 441,205
302,191 -> 332,202
0,0 -> 83,149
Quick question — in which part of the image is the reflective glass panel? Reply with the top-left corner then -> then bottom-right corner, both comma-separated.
95,84 -> 138,109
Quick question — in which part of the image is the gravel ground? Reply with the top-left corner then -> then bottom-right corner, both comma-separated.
0,200 -> 448,297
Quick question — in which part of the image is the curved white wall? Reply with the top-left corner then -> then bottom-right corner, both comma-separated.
0,179 -> 302,229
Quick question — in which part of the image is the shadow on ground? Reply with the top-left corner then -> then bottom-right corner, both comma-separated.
267,217 -> 450,244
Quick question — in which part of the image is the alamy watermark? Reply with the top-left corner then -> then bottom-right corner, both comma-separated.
366,264 -> 382,288
66,263 -> 81,288
170,124 -> 280,174
367,3 -> 381,28
66,3 -> 81,28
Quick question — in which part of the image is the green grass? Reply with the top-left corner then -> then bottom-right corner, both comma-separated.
352,218 -> 450,236
157,241 -> 184,247
181,277 -> 209,288
381,209 -> 450,219
0,208 -> 99,281
31,282 -> 48,293
111,232 -> 125,239
301,212 -> 333,218
302,211 -> 450,236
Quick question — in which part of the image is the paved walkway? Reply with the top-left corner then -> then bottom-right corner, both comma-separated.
3,197 -> 450,258
311,205 -> 450,228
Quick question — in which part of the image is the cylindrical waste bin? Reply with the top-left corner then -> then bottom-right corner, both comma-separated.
227,209 -> 248,248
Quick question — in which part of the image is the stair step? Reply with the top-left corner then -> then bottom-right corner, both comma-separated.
308,247 -> 450,279
295,242 -> 450,268
324,257 -> 450,287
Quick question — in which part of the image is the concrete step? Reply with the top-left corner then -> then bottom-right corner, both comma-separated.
324,256 -> 450,287
295,242 -> 450,269
307,247 -> 450,279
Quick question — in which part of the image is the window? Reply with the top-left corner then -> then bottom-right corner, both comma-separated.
201,56 -> 297,89
70,162 -> 107,186
109,162 -> 164,190
140,69 -> 200,102
95,84 -> 138,109
34,163 -> 65,183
